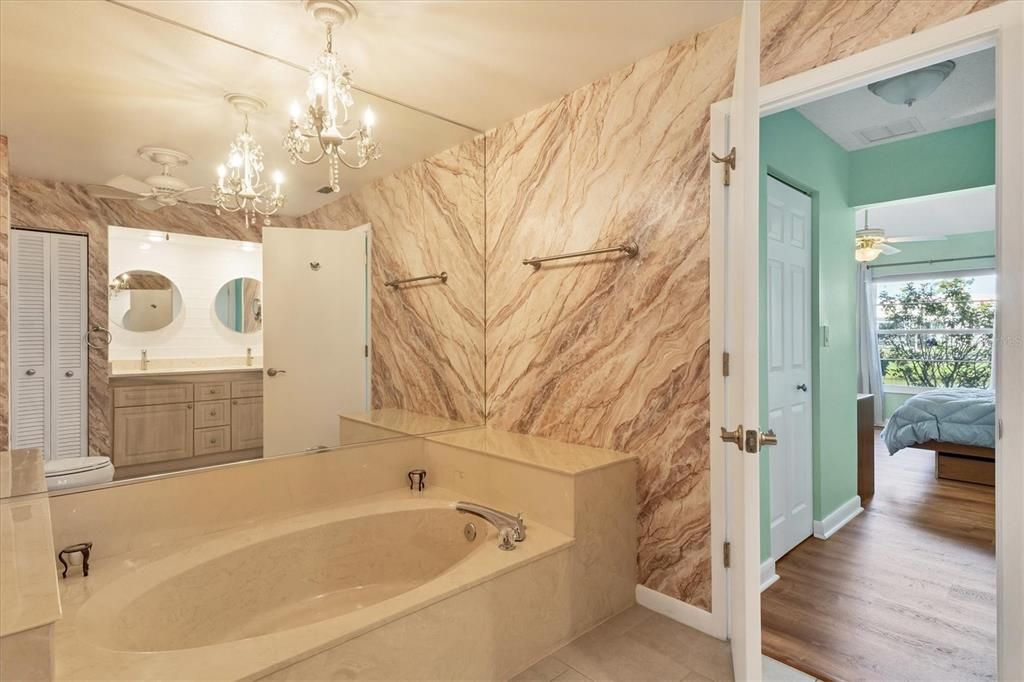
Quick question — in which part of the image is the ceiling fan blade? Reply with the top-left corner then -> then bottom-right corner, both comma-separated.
878,244 -> 902,255
136,198 -> 164,212
85,184 -> 142,200
106,174 -> 155,196
885,235 -> 948,243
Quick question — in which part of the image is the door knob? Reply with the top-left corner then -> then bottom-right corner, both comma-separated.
720,425 -> 744,450
759,429 -> 779,447
65,371 -> 74,377
25,369 -> 36,376
266,368 -> 286,377
796,383 -> 808,392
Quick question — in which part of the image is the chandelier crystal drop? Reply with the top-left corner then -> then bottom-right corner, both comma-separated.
283,3 -> 380,193
213,94 -> 285,228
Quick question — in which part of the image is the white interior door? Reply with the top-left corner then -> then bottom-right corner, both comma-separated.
262,225 -> 369,457
49,232 -> 88,460
766,177 -> 813,560
11,229 -> 51,454
722,2 -> 762,680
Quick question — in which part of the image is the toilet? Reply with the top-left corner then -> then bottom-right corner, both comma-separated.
44,457 -> 115,491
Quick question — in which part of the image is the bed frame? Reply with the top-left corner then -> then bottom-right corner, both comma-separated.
915,440 -> 995,486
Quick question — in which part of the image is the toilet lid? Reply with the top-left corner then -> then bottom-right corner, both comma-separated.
45,457 -> 112,477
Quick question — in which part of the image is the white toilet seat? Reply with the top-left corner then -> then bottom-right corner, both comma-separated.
44,456 -> 115,491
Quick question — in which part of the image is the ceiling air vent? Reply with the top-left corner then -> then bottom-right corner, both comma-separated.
855,117 -> 923,144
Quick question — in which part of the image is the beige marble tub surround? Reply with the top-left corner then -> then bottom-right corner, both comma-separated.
48,437 -> 425,562
1,447 -> 46,499
0,622 -> 54,681
295,135 -> 486,425
0,494 -> 61,638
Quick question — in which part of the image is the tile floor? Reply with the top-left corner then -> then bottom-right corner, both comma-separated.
511,605 -> 823,682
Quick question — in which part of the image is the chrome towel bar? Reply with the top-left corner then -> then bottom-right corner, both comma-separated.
385,272 -> 448,288
523,241 -> 639,269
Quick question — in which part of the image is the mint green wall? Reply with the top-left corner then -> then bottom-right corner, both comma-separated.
757,113 -> 995,564
849,120 -> 995,206
759,110 -> 857,562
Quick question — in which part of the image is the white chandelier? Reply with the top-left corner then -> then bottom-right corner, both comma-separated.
213,94 -> 285,228
283,0 -> 380,193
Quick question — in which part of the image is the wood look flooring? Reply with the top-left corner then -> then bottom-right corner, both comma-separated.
761,431 -> 996,682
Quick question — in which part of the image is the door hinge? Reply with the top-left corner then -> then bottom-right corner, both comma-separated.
723,541 -> 731,568
722,351 -> 730,377
364,345 -> 369,358
712,147 -> 736,186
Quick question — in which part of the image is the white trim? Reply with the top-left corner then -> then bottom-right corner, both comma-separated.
812,496 -> 863,540
635,585 -> 722,640
760,558 -> 779,592
712,4 -> 1024,677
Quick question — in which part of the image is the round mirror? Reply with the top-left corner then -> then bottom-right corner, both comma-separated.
108,270 -> 183,332
214,277 -> 263,333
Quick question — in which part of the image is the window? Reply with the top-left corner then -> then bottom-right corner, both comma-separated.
875,275 -> 995,389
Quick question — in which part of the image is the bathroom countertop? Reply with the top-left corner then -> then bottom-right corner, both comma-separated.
0,448 -> 47,499
1,491 -> 62,637
109,356 -> 264,378
338,408 -> 480,435
110,366 -> 264,378
426,427 -> 638,475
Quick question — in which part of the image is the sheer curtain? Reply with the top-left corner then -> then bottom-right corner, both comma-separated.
856,264 -> 885,425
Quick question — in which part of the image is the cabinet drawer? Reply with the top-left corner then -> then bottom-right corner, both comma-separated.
231,379 -> 263,398
194,400 -> 230,428
114,384 -> 194,407
113,403 -> 194,466
195,382 -> 230,401
194,426 -> 231,457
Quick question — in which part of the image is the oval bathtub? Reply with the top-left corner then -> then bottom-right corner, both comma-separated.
77,507 -> 487,652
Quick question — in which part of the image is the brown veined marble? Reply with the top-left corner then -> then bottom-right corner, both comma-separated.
0,137 -> 9,449
296,135 -> 486,425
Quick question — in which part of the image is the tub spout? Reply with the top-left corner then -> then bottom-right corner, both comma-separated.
455,502 -> 526,549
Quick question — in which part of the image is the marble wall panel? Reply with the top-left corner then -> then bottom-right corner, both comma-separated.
296,135 -> 486,424
0,137 -> 9,449
483,0 -> 998,609
6,177 -> 260,457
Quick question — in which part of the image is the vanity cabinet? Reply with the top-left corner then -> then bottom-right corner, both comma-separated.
110,370 -> 263,473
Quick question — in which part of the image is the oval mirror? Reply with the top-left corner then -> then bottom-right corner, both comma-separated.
108,270 -> 183,332
214,277 -> 263,333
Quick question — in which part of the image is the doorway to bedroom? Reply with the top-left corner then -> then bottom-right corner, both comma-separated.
756,46 -> 997,681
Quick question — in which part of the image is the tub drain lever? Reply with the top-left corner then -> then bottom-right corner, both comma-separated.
408,469 -> 427,492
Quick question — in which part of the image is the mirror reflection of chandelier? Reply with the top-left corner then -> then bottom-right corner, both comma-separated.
283,0 -> 380,193
213,94 -> 285,229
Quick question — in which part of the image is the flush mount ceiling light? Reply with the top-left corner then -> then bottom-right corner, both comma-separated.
283,0 -> 380,193
213,94 -> 286,228
867,60 -> 956,107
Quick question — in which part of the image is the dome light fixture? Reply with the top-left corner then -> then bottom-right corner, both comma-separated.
867,60 -> 956,107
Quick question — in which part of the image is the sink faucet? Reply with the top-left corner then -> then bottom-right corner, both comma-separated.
246,347 -> 253,367
455,502 -> 526,550
141,349 -> 149,370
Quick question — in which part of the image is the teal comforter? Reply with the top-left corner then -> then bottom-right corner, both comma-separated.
881,388 -> 996,454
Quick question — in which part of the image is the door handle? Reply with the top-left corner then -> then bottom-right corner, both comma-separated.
796,383 -> 807,392
759,429 -> 779,447
266,368 -> 286,377
25,369 -> 36,376
720,425 -> 744,450
65,371 -> 74,377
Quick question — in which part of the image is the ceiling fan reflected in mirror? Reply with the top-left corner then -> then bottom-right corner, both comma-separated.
855,209 -> 947,262
85,147 -> 204,211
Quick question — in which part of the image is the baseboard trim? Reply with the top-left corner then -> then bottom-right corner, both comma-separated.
812,495 -> 863,540
760,558 -> 779,591
635,585 -> 722,639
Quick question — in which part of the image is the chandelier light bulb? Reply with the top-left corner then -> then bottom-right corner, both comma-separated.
289,101 -> 302,121
362,107 -> 376,130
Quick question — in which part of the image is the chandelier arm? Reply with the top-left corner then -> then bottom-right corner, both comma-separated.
289,147 -> 328,166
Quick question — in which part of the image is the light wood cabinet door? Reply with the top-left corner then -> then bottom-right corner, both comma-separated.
231,397 -> 263,451
113,403 -> 194,466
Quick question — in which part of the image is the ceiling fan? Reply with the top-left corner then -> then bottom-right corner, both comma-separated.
854,209 -> 946,262
86,147 -> 205,211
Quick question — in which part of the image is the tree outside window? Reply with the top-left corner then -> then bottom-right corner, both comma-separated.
877,277 -> 995,389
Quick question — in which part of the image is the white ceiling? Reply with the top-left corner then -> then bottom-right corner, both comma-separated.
856,186 -> 995,238
0,0 -> 740,216
797,48 -> 994,152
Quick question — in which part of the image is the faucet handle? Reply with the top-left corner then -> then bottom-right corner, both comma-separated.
498,527 -> 517,551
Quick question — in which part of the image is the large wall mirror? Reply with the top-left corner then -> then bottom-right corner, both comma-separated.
1,0 -> 485,492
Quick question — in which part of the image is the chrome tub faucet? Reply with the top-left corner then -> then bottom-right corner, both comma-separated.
455,502 -> 526,550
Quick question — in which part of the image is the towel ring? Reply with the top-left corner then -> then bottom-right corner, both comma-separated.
85,326 -> 112,350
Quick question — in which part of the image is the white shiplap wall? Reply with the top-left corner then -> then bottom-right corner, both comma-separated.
107,226 -> 262,361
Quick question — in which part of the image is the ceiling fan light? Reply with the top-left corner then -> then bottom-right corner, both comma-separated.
855,246 -> 883,262
867,60 -> 956,107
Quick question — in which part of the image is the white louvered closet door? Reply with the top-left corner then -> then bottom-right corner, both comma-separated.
50,233 -> 88,459
10,229 -> 88,460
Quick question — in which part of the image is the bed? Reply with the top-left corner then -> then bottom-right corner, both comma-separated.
880,388 -> 996,486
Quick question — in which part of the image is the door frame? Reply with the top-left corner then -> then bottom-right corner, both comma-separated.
709,2 -> 1024,678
